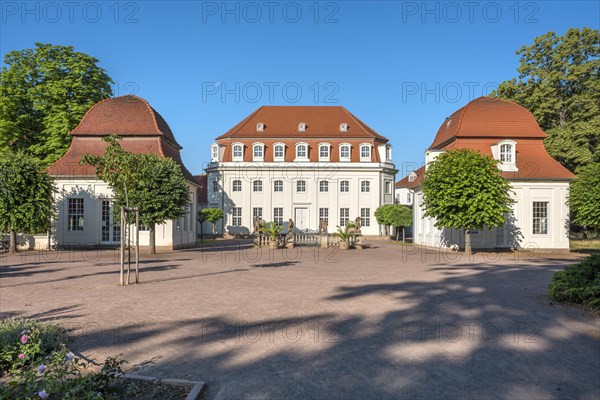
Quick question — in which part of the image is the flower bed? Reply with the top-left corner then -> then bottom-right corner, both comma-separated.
0,319 -> 201,399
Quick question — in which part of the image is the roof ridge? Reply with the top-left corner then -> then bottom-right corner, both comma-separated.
341,107 -> 386,140
70,96 -> 114,134
220,106 -> 265,139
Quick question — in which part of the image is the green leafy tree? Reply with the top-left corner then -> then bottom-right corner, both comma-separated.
0,151 -> 56,253
493,28 -> 600,172
375,204 -> 393,236
422,149 -> 513,254
82,136 -> 190,254
388,205 -> 413,242
200,208 -> 224,239
569,163 -> 600,232
0,43 -> 113,166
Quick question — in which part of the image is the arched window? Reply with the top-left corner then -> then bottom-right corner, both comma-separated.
339,143 -> 351,162
232,143 -> 244,161
296,180 -> 306,192
500,144 -> 512,163
319,143 -> 330,161
360,144 -> 371,161
211,144 -> 219,162
319,181 -> 329,192
253,143 -> 264,161
273,180 -> 283,192
232,180 -> 242,192
273,143 -> 285,161
253,180 -> 263,192
385,145 -> 392,161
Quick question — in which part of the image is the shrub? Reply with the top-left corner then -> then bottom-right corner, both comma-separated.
548,255 -> 600,311
0,318 -> 66,374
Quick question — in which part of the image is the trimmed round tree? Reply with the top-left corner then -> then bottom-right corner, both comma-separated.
388,205 -> 413,242
422,149 -> 513,254
0,151 -> 56,253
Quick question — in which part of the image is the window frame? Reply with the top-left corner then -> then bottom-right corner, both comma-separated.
211,144 -> 219,162
361,181 -> 370,193
319,180 -> 329,192
340,180 -> 350,193
252,142 -> 265,162
253,180 -> 263,192
318,143 -> 331,161
273,180 -> 284,192
232,143 -> 244,161
319,208 -> 329,226
339,143 -> 351,162
296,180 -> 306,193
273,207 -> 283,225
361,208 -> 371,227
340,208 -> 350,227
273,142 -> 285,162
67,198 -> 84,231
295,142 -> 309,161
532,201 -> 549,235
232,180 -> 242,192
360,143 -> 372,162
232,207 -> 242,226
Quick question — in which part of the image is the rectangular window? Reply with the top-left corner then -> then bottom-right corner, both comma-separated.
407,192 -> 412,203
533,202 -> 548,234
253,207 -> 263,221
297,145 -> 307,158
361,208 -> 370,227
212,181 -> 219,192
232,180 -> 242,192
385,181 -> 392,194
274,180 -> 283,192
340,145 -> 350,160
253,180 -> 263,192
254,145 -> 263,158
233,145 -> 243,159
274,145 -> 284,159
68,198 -> 84,231
319,181 -> 328,192
273,207 -> 283,225
319,146 -> 329,159
340,208 -> 350,227
297,180 -> 306,192
361,181 -> 370,192
340,181 -> 349,193
232,207 -> 242,226
319,208 -> 329,225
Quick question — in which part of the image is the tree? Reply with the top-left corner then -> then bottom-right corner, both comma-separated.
0,43 -> 113,167
569,163 -> 600,232
0,151 -> 56,253
388,205 -> 413,242
200,208 -> 224,239
422,149 -> 513,255
493,28 -> 600,172
82,136 -> 190,254
375,204 -> 394,236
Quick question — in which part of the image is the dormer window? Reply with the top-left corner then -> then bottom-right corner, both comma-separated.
232,143 -> 244,161
295,142 -> 309,161
273,143 -> 285,162
385,145 -> 392,161
298,122 -> 306,132
339,143 -> 351,162
408,172 -> 417,182
340,123 -> 348,132
493,140 -> 518,171
253,143 -> 264,162
318,143 -> 330,161
360,143 -> 371,162
210,144 -> 219,162
256,123 -> 265,132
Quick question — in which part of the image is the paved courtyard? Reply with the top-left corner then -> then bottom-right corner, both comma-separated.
1,240 -> 599,400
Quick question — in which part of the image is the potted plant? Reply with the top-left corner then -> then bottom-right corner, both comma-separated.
260,222 -> 284,250
333,223 -> 356,250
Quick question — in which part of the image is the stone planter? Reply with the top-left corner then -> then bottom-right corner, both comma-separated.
268,240 -> 279,250
339,241 -> 350,250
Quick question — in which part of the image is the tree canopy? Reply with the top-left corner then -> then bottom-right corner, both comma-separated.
0,150 -> 56,252
82,136 -> 190,254
199,207 -> 224,239
376,204 -> 413,242
422,149 -> 513,253
493,28 -> 600,172
0,43 -> 113,167
569,163 -> 600,230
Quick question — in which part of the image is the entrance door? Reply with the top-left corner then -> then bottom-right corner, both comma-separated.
294,208 -> 309,231
101,200 -> 121,244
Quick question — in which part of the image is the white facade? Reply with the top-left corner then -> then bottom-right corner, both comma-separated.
206,161 -> 396,236
413,180 -> 570,251
52,178 -> 198,250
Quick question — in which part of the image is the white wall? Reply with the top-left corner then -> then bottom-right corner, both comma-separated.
412,181 -> 570,250
206,162 -> 396,236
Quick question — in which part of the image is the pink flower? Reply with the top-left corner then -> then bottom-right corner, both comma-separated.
18,353 -> 25,359
21,334 -> 28,344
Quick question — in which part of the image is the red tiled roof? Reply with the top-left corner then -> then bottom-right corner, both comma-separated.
429,97 -> 546,149
215,106 -> 388,140
71,95 -> 180,147
396,166 -> 425,189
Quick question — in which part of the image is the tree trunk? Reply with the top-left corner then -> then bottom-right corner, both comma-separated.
149,223 -> 156,255
465,229 -> 472,255
396,227 -> 400,242
212,222 -> 216,240
9,231 -> 17,253
200,220 -> 203,243
402,227 -> 405,243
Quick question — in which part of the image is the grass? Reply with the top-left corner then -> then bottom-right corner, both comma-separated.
548,254 -> 600,312
570,240 -> 600,254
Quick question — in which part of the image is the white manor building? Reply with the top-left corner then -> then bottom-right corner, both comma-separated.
46,95 -> 200,250
205,106 -> 397,236
409,97 -> 575,251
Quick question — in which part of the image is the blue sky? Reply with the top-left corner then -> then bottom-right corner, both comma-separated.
1,1 -> 597,178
